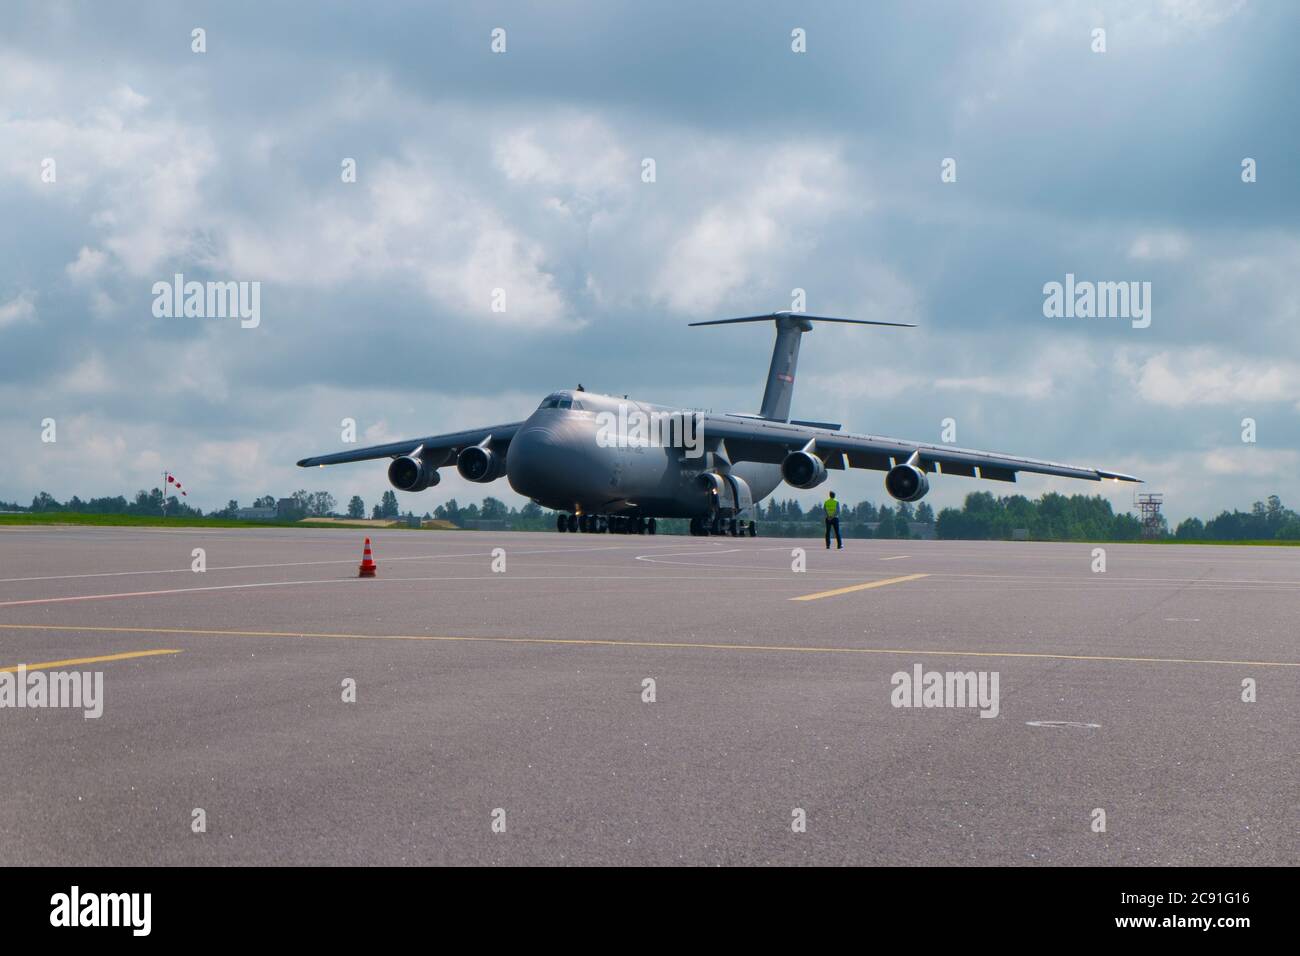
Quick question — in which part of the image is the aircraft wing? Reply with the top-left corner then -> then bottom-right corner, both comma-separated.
296,422 -> 524,468
701,415 -> 1140,484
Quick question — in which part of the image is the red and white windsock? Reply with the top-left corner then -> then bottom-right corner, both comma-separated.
165,472 -> 188,497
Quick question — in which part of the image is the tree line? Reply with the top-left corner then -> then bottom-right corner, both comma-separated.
935,491 -> 1300,542
8,487 -> 1299,541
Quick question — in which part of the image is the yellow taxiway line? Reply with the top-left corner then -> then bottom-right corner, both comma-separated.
0,648 -> 182,673
0,624 -> 1292,668
790,573 -> 930,601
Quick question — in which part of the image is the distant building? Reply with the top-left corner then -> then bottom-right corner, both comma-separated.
235,506 -> 277,521
276,498 -> 301,519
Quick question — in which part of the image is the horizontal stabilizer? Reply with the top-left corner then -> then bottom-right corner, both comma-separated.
689,311 -> 915,328
689,310 -> 914,422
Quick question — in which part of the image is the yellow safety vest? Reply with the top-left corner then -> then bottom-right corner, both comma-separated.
824,498 -> 838,517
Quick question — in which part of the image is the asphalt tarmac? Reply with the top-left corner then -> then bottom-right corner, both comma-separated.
0,526 -> 1294,865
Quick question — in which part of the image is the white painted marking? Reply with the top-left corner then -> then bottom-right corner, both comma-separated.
880,555 -> 911,561
634,549 -> 744,564
1026,720 -> 1102,729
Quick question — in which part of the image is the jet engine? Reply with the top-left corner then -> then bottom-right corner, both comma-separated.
885,462 -> 930,502
457,445 -> 506,483
781,450 -> 827,489
388,455 -> 441,492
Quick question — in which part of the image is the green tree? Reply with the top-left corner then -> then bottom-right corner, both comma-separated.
31,491 -> 62,512
347,496 -> 365,519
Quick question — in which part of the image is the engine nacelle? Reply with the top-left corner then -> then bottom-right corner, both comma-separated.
696,472 -> 753,516
781,450 -> 828,490
885,463 -> 930,502
388,455 -> 441,492
457,445 -> 506,483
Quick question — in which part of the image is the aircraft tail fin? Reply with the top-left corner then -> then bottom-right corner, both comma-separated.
688,311 -> 914,422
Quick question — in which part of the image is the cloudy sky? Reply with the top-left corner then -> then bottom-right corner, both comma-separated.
2,0 -> 1296,522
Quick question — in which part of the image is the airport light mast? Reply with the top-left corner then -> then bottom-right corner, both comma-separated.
1135,492 -> 1165,539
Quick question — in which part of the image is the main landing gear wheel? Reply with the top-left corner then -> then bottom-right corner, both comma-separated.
748,520 -> 757,537
647,518 -> 657,535
566,513 -> 578,533
556,514 -> 567,533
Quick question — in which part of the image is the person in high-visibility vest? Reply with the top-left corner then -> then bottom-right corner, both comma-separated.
824,491 -> 843,550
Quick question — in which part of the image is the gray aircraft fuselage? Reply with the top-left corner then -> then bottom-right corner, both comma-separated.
506,390 -> 779,518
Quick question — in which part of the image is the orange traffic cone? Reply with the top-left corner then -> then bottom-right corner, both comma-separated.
358,537 -> 377,577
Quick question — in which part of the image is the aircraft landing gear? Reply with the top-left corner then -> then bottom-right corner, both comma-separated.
560,513 -> 633,533
689,515 -> 756,537
647,518 -> 656,535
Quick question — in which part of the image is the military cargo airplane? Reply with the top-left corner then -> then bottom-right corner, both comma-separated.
298,313 -> 1140,536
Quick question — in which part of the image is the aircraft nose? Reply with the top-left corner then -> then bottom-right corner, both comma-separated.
508,416 -> 611,505
506,423 -> 568,500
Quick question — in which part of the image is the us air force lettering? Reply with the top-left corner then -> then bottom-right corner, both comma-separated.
298,312 -> 1140,536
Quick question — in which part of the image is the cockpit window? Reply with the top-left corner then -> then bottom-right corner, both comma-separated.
538,396 -> 575,410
